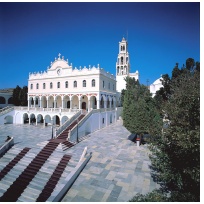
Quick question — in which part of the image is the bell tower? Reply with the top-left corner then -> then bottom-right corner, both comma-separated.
116,37 -> 130,92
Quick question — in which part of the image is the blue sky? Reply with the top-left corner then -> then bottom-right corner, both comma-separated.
0,2 -> 200,89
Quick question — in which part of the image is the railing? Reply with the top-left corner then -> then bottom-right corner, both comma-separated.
68,109 -> 100,142
26,107 -> 80,113
0,106 -> 14,116
56,110 -> 81,136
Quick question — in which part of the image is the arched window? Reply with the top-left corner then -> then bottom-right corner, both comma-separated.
74,81 -> 77,88
123,45 -> 125,51
92,79 -> 95,87
50,82 -> 53,89
108,82 -> 110,89
30,84 -> 33,89
121,46 -> 123,51
103,80 -> 105,88
43,83 -> 46,89
83,80 -> 86,87
113,84 -> 115,90
121,57 -> 123,65
65,81 -> 68,88
36,83 -> 39,89
57,82 -> 60,88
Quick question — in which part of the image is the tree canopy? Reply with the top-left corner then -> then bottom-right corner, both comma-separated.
12,85 -> 28,106
124,58 -> 200,202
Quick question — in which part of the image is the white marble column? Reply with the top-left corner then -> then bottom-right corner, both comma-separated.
97,100 -> 100,109
79,100 -> 81,110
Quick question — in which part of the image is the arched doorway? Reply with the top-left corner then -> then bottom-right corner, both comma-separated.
82,102 -> 86,110
80,95 -> 88,110
53,115 -> 60,126
90,96 -> 97,109
63,95 -> 70,109
23,113 -> 29,124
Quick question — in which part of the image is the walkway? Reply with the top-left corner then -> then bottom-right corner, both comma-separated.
62,120 -> 160,202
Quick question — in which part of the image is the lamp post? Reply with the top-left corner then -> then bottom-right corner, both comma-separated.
76,119 -> 79,143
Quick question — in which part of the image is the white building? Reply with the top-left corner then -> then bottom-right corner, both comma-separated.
149,77 -> 163,97
26,53 -> 117,126
116,37 -> 139,93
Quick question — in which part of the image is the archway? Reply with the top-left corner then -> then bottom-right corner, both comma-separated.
82,102 -> 86,110
23,113 -> 29,124
35,96 -> 40,107
63,95 -> 70,109
44,115 -> 51,125
0,96 -> 6,104
53,115 -> 60,126
4,115 -> 13,124
71,95 -> 79,109
90,96 -> 97,109
61,116 -> 69,125
48,96 -> 54,108
41,96 -> 47,108
80,95 -> 88,110
8,97 -> 13,104
36,114 -> 43,124
30,113 -> 36,124
56,95 -> 62,108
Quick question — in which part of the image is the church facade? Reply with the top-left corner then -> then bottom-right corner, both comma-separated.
28,54 -> 117,112
27,37 -> 139,112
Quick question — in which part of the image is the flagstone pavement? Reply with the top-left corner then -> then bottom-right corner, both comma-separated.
62,120 -> 160,202
0,120 -> 160,202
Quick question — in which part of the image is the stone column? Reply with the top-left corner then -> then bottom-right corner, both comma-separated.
28,99 -> 30,110
47,99 -> 49,109
70,100 -> 72,112
39,100 -> 42,108
44,119 -> 46,127
34,99 -> 36,108
88,100 -> 91,112
79,100 -> 81,110
62,99 -> 64,109
54,100 -> 56,109
97,100 -> 100,109
29,117 -> 31,125
104,100 -> 107,109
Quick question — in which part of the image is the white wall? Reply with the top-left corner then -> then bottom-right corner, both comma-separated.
70,110 -> 117,142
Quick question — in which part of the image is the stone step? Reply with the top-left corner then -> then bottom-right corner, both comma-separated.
17,193 -> 37,202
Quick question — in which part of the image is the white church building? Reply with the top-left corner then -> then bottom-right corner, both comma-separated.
0,37 -> 142,130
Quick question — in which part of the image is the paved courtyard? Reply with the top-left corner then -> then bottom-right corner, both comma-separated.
62,120 -> 160,202
0,120 -> 159,202
0,124 -> 53,148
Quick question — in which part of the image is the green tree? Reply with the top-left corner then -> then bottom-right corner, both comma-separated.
150,63 -> 199,201
12,85 -> 28,106
122,77 -> 138,133
123,77 -> 162,137
131,58 -> 200,202
12,85 -> 21,106
120,89 -> 126,106
19,86 -> 28,106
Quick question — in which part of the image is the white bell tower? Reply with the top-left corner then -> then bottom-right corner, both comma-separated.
116,37 -> 130,93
